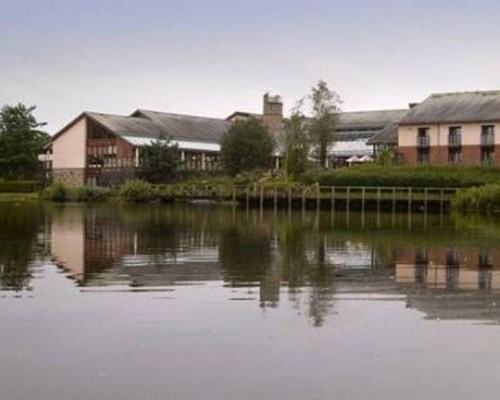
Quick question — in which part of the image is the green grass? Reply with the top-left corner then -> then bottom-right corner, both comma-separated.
0,193 -> 41,202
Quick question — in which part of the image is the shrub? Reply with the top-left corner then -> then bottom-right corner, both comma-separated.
74,186 -> 111,202
452,184 -> 500,211
43,182 -> 67,202
117,179 -> 156,203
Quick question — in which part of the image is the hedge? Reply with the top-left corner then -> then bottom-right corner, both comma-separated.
0,180 -> 41,193
300,165 -> 500,188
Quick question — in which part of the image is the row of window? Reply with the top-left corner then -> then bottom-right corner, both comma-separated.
417,125 -> 496,147
417,147 -> 495,164
88,145 -> 118,156
86,151 -> 220,171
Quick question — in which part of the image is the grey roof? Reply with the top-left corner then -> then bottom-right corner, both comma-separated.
51,106 -> 409,148
335,109 -> 408,145
133,110 -> 230,142
226,111 -> 262,121
86,112 -> 161,138
399,91 -> 500,125
337,109 -> 408,130
79,110 -> 230,144
366,122 -> 399,145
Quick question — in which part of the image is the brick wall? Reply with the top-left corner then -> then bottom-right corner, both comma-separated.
398,145 -> 500,166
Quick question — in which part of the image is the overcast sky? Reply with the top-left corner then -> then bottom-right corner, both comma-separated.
1,0 -> 500,132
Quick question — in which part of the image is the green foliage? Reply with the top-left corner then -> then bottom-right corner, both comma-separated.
117,179 -> 157,203
375,148 -> 395,167
43,182 -> 67,202
453,184 -> 500,211
306,80 -> 342,169
0,180 -> 40,193
220,119 -> 275,176
300,165 -> 500,188
74,186 -> 111,202
0,103 -> 49,179
140,135 -> 181,184
43,183 -> 111,202
283,111 -> 309,179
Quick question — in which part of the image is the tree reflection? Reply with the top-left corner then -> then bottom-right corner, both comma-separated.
278,218 -> 336,327
0,204 -> 45,291
219,225 -> 272,286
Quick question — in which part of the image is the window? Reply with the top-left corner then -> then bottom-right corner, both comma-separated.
417,128 -> 430,148
448,126 -> 462,147
481,125 -> 495,146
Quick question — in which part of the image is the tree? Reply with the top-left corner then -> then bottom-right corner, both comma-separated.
283,105 -> 309,179
307,80 -> 342,169
220,119 -> 275,176
140,135 -> 181,183
0,103 -> 48,179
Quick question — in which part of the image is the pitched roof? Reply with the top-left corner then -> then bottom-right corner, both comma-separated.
337,109 -> 408,130
399,91 -> 500,125
225,111 -> 262,121
86,112 -> 161,138
334,109 -> 408,146
132,109 -> 230,142
366,121 -> 399,145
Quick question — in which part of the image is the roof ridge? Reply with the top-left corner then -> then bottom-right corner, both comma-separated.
136,109 -> 228,122
85,111 -> 145,120
341,108 -> 409,114
430,90 -> 500,97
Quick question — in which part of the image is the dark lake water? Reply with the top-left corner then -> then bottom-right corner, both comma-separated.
1,202 -> 500,399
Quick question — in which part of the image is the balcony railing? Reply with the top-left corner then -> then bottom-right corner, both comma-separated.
481,133 -> 495,146
448,134 -> 462,148
417,135 -> 430,148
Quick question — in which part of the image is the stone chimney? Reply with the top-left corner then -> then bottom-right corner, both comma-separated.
262,93 -> 284,136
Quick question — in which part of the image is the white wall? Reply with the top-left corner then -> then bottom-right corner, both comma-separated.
399,122 -> 500,147
52,117 -> 87,169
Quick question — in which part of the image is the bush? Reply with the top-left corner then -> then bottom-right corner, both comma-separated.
300,165 -> 500,188
453,184 -> 500,211
74,186 -> 111,202
43,182 -> 67,202
117,180 -> 157,203
0,180 -> 40,193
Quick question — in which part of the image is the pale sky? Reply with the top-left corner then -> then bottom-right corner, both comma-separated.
1,0 -> 499,132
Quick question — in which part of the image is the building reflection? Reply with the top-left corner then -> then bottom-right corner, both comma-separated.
396,247 -> 500,290
48,205 -> 500,326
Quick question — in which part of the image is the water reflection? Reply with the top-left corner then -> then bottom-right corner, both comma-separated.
2,202 -> 500,325
0,203 -> 46,291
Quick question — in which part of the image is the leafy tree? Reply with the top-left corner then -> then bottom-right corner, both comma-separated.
0,103 -> 48,179
220,119 -> 275,176
307,80 -> 342,169
283,106 -> 309,179
140,135 -> 181,183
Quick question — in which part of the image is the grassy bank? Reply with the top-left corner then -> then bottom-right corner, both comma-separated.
0,193 -> 41,202
39,165 -> 500,210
